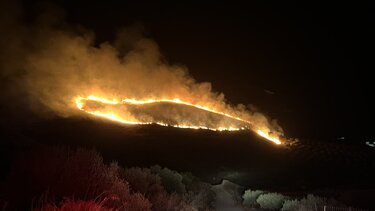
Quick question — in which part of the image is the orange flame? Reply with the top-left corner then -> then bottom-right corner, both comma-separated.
75,95 -> 282,145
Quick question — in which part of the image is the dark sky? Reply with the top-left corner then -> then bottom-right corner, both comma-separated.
22,1 -> 374,140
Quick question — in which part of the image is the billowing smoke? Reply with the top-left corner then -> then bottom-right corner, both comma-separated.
0,1 -> 283,138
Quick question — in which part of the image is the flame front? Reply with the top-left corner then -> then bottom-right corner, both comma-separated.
256,130 -> 282,145
75,95 -> 282,145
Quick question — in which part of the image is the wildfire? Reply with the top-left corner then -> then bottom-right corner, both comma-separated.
75,95 -> 282,145
256,130 -> 282,145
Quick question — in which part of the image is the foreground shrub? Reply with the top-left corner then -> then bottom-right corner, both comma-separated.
189,183 -> 216,210
121,166 -> 214,210
256,192 -> 286,210
37,196 -> 152,211
4,147 -> 214,210
281,199 -> 299,211
282,194 -> 344,211
299,194 -> 326,207
5,147 -> 151,210
151,165 -> 186,194
242,189 -> 264,207
181,172 -> 215,210
121,167 -> 184,211
121,167 -> 164,196
36,199 -> 112,211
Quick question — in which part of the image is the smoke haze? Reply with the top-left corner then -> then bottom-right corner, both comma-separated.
0,1 -> 283,137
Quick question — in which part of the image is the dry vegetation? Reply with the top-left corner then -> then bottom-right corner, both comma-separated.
1,147 -> 215,210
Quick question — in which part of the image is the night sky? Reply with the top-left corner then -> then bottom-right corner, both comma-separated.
8,1 -> 375,140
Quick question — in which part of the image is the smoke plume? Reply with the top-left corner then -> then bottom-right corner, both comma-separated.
0,1 -> 283,137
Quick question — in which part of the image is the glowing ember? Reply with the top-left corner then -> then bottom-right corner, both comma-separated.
75,95 -> 282,145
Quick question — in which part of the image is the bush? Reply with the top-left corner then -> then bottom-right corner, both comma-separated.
5,147 -> 151,210
187,183 -> 216,210
181,172 -> 198,192
181,172 -> 215,210
37,199 -> 108,211
282,199 -> 299,211
242,189 -> 264,207
146,166 -> 217,210
36,197 -> 152,211
150,165 -> 186,194
256,192 -> 286,210
4,147 -> 214,210
282,194 -> 344,211
121,167 -> 184,211
299,194 -> 326,207
126,166 -> 215,210
121,167 -> 164,197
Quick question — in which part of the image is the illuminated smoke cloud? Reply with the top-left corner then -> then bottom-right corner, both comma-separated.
0,1 -> 284,144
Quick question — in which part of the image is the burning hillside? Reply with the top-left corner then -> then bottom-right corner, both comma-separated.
0,2 -> 285,145
76,96 -> 282,144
